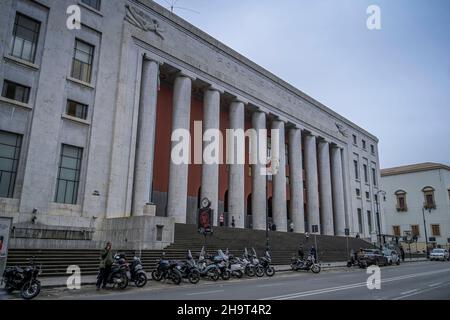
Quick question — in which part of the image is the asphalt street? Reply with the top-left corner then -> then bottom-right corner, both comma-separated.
5,260 -> 445,300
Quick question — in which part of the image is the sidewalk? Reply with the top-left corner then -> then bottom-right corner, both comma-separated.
2,258 -> 428,289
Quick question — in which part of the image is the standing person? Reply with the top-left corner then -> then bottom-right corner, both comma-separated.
219,213 -> 224,226
96,242 -> 113,290
400,246 -> 405,262
298,244 -> 304,261
289,222 -> 294,232
231,216 -> 235,228
309,246 -> 317,262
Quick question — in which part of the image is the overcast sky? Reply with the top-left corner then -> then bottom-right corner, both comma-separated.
154,0 -> 450,169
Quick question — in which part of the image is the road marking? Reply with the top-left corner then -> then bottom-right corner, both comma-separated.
186,290 -> 224,296
393,282 -> 450,300
401,289 -> 418,295
261,267 -> 450,300
428,282 -> 442,287
258,283 -> 284,288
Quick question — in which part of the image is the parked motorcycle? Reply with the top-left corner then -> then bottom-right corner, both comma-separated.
240,248 -> 256,277
223,249 -> 244,279
176,250 -> 201,284
2,257 -> 41,300
291,254 -> 321,273
247,248 -> 265,277
152,253 -> 182,285
103,253 -> 130,289
259,250 -> 275,277
212,251 -> 230,280
196,247 -> 220,281
128,256 -> 148,287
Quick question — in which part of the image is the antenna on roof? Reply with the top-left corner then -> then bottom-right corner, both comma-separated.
161,0 -> 200,14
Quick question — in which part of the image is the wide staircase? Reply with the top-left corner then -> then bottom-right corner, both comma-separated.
6,224 -> 373,277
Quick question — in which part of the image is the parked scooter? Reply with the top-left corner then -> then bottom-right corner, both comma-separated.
104,253 -> 130,289
152,253 -> 182,285
196,247 -> 220,281
259,250 -> 275,277
247,248 -> 265,277
291,254 -> 321,273
212,250 -> 230,280
241,248 -> 256,277
128,256 -> 148,287
223,249 -> 244,279
2,257 -> 42,300
176,250 -> 201,284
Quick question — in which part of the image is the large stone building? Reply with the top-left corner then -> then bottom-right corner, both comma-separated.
381,163 -> 450,250
0,0 -> 381,249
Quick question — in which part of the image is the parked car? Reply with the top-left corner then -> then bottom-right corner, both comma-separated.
382,249 -> 400,265
429,249 -> 450,261
361,249 -> 389,267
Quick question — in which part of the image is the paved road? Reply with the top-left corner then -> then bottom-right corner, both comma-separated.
2,261 -> 450,300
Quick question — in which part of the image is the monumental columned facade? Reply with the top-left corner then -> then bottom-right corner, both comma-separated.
0,0 -> 381,249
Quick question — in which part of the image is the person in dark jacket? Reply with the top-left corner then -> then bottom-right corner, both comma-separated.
400,246 -> 405,262
309,246 -> 317,262
298,244 -> 305,261
96,242 -> 113,290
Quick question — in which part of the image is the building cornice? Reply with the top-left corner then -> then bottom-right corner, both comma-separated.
381,162 -> 450,177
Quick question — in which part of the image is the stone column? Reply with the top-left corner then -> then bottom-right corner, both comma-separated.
251,111 -> 267,230
201,87 -> 220,225
132,58 -> 159,216
167,74 -> 192,223
331,146 -> 346,236
272,120 -> 287,232
228,100 -> 245,228
318,140 -> 334,235
304,134 -> 320,233
288,128 -> 305,233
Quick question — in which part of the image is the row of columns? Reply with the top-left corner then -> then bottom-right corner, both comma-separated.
132,56 -> 347,235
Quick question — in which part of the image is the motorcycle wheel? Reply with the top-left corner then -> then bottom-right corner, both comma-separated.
188,270 -> 200,284
135,272 -> 148,288
151,270 -> 163,281
255,266 -> 264,277
234,270 -> 243,278
396,260 -> 400,265
117,273 -> 129,290
221,270 -> 231,280
210,269 -> 220,281
20,280 -> 41,300
347,262 -> 352,268
265,267 -> 275,277
311,264 -> 321,274
171,271 -> 182,285
245,267 -> 255,277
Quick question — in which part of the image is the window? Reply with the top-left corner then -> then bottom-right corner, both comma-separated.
362,140 -> 366,149
422,186 -> 436,209
371,145 -> 375,154
363,164 -> 368,183
356,188 -> 361,197
353,160 -> 359,180
10,13 -> 40,62
66,100 -> 88,120
71,39 -> 94,83
372,168 -> 377,186
393,226 -> 401,237
357,209 -> 363,234
431,224 -> 441,237
395,190 -> 407,211
285,143 -> 289,165
156,225 -> 163,241
352,134 -> 357,145
2,80 -> 30,103
81,0 -> 101,10
411,225 -> 420,237
365,191 -> 370,200
367,211 -> 372,233
55,144 -> 83,205
0,131 -> 22,198
374,194 -> 378,202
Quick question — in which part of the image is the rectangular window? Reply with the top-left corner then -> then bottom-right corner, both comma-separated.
2,80 -> 30,103
357,209 -> 363,234
372,168 -> 377,186
367,211 -> 372,233
393,226 -> 401,237
66,100 -> 88,120
156,225 -> 163,241
10,13 -> 40,63
55,144 -> 83,205
0,131 -> 22,198
363,164 -> 368,183
71,39 -> 95,83
371,145 -> 375,154
411,225 -> 420,237
365,191 -> 370,200
353,160 -> 359,180
81,0 -> 101,10
356,188 -> 361,197
285,143 -> 289,165
431,224 -> 441,236
362,140 -> 366,149
352,134 -> 357,145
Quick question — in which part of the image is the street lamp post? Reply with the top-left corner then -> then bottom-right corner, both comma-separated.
422,207 -> 431,259
375,190 -> 386,249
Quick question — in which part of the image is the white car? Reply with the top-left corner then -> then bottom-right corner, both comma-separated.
429,249 -> 450,261
383,249 -> 401,265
